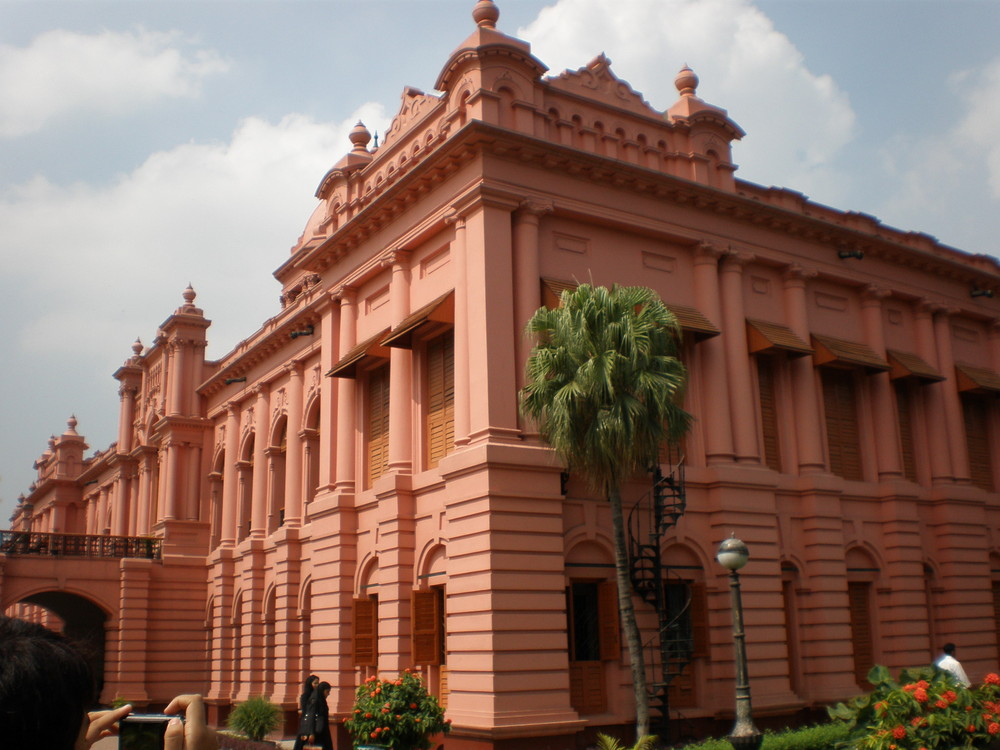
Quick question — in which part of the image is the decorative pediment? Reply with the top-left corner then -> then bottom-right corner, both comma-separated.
547,54 -> 662,119
382,86 -> 443,148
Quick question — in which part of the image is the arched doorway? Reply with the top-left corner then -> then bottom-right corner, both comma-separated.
12,591 -> 108,693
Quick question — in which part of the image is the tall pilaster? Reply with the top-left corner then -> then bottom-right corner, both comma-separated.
915,301 -> 953,483
284,362 -> 305,526
334,288 -> 358,493
861,285 -> 902,480
512,200 -> 552,435
783,265 -> 824,473
252,386 -> 270,536
692,242 -> 734,464
934,307 -> 969,483
448,213 -> 470,446
720,249 -> 759,463
221,404 -> 240,545
388,251 -> 414,474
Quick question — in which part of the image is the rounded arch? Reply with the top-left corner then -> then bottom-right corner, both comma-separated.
416,542 -> 447,585
239,431 -> 255,462
231,590 -> 244,625
297,576 -> 313,619
269,414 -> 288,448
10,590 -> 110,694
563,526 -> 615,562
303,393 -> 321,431
662,534 -> 714,573
845,544 -> 883,582
355,553 -> 379,594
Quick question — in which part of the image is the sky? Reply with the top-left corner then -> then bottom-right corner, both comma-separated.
2,0 -> 1000,522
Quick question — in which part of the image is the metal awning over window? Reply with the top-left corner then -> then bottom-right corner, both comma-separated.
326,329 -> 390,378
886,350 -> 944,382
746,319 -> 813,358
811,334 -> 890,373
382,292 -> 454,349
955,363 -> 1000,394
539,278 -> 718,339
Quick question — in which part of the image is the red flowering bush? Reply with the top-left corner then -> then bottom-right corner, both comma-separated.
829,665 -> 1000,749
344,669 -> 451,749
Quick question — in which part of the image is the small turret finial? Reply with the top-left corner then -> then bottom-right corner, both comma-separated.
675,65 -> 699,97
183,284 -> 196,305
132,338 -> 144,357
349,121 -> 372,152
472,0 -> 499,29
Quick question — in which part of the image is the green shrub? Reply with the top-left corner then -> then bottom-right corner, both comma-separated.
595,734 -> 659,750
678,722 -> 849,750
828,664 -> 1000,749
227,696 -> 282,742
344,669 -> 450,750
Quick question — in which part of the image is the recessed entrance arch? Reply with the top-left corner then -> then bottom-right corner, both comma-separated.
15,591 -> 108,693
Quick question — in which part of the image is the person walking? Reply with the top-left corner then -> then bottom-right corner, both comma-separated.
936,642 -> 971,687
292,674 -> 319,750
301,681 -> 333,750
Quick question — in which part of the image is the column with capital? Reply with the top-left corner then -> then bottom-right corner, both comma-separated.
512,200 -> 552,435
334,288 -> 358,493
721,249 -> 760,463
168,341 -> 186,416
284,362 -> 305,526
162,439 -> 179,521
251,386 -> 270,536
317,294 -> 339,495
221,405 -> 240,544
693,242 -> 735,464
915,301 -> 953,483
388,251 -> 413,473
448,214 -> 470,446
861,286 -> 902,480
783,265 -> 825,473
934,307 -> 970,483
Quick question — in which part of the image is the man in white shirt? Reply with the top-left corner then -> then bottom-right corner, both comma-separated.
936,642 -> 971,687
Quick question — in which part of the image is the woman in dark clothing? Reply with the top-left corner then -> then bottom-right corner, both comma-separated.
292,674 -> 319,750
305,681 -> 333,750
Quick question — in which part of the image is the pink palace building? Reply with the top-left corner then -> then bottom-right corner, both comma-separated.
4,2 -> 1000,747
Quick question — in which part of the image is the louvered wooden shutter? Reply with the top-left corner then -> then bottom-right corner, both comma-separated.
993,582 -> 1000,666
411,589 -> 441,666
848,582 -> 874,687
756,357 -> 782,471
894,382 -> 918,482
822,369 -> 863,480
367,366 -> 390,485
569,662 -> 606,714
352,597 -> 377,667
689,581 -> 709,659
963,394 -> 994,490
597,580 -> 620,661
426,334 -> 455,468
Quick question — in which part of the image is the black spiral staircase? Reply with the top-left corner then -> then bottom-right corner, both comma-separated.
627,453 -> 691,741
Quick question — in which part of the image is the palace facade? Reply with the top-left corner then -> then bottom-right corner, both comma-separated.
4,2 -> 1000,747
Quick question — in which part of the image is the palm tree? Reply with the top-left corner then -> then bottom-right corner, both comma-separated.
520,283 -> 691,741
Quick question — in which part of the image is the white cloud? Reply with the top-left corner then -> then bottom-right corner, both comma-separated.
520,0 -> 856,202
0,102 -> 389,365
0,28 -> 230,137
871,57 -> 1000,254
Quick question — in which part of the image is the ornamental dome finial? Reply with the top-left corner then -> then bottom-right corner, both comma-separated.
675,65 -> 699,97
349,121 -> 372,152
132,338 -> 144,357
472,0 -> 499,29
183,284 -> 196,305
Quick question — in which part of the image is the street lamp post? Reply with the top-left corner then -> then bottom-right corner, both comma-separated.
717,533 -> 763,750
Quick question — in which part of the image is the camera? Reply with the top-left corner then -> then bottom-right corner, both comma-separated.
119,713 -> 179,750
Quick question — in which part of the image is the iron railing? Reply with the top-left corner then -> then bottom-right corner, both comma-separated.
0,530 -> 161,560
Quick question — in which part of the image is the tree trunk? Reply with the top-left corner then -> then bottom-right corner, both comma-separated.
609,484 -> 650,740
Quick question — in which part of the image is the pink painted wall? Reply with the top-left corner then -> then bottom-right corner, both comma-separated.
4,2 -> 1000,747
